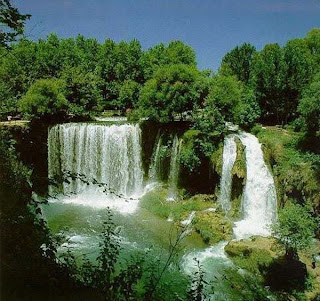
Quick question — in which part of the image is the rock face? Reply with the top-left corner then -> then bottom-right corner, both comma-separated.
230,137 -> 246,218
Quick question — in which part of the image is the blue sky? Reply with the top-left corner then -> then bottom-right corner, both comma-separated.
15,0 -> 320,70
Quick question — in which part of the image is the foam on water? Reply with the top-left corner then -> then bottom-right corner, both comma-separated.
181,241 -> 231,276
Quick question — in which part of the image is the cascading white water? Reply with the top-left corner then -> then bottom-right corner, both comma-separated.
48,123 -> 144,213
218,132 -> 277,238
167,135 -> 182,200
148,131 -> 162,182
218,135 -> 237,212
233,132 -> 277,238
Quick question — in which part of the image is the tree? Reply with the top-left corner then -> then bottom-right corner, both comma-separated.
35,33 -> 63,78
96,39 -> 143,109
205,74 -> 243,123
297,73 -> 320,139
141,41 -> 196,80
116,79 -> 140,111
62,66 -> 101,117
138,64 -> 205,122
305,28 -> 320,66
282,38 -> 313,122
250,43 -> 286,124
19,78 -> 68,118
221,43 -> 256,84
0,39 -> 37,115
236,87 -> 260,129
272,203 -> 317,259
0,0 -> 30,48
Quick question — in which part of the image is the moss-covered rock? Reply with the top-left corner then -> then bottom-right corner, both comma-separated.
225,237 -> 277,277
140,189 -> 215,220
141,190 -> 232,245
229,137 -> 246,218
192,210 -> 232,245
225,237 -> 320,300
211,142 -> 223,176
231,137 -> 246,180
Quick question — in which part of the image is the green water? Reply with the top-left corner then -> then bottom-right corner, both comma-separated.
42,200 -> 206,261
41,198 -> 273,300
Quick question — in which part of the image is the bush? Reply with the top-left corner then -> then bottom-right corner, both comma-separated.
272,203 -> 317,259
19,78 -> 68,118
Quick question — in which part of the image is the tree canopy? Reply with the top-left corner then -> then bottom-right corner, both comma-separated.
19,78 -> 67,118
0,25 -> 319,144
138,64 -> 206,122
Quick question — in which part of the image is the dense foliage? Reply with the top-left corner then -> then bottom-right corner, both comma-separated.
139,64 -> 206,122
19,78 -> 68,118
0,28 -> 318,135
272,203 -> 317,259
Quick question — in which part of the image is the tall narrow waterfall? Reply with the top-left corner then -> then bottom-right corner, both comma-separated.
233,132 -> 277,238
48,123 -> 144,211
218,135 -> 237,212
167,135 -> 182,200
218,132 -> 277,239
148,131 -> 162,181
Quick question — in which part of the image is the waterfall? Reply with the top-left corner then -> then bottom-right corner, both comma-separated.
233,132 -> 277,238
167,135 -> 182,200
218,132 -> 277,239
218,135 -> 237,212
148,131 -> 162,182
48,123 -> 144,212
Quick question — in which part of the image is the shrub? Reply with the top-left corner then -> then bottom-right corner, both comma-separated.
19,78 -> 67,118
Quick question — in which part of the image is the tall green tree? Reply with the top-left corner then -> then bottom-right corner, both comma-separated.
221,43 -> 256,84
250,43 -> 286,123
96,39 -> 142,109
62,66 -> 101,117
35,33 -> 63,78
205,74 -> 243,123
139,64 -> 204,122
141,41 -> 196,80
283,39 -> 313,122
0,39 -> 37,115
116,80 -> 141,111
306,28 -> 320,66
297,72 -> 320,139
